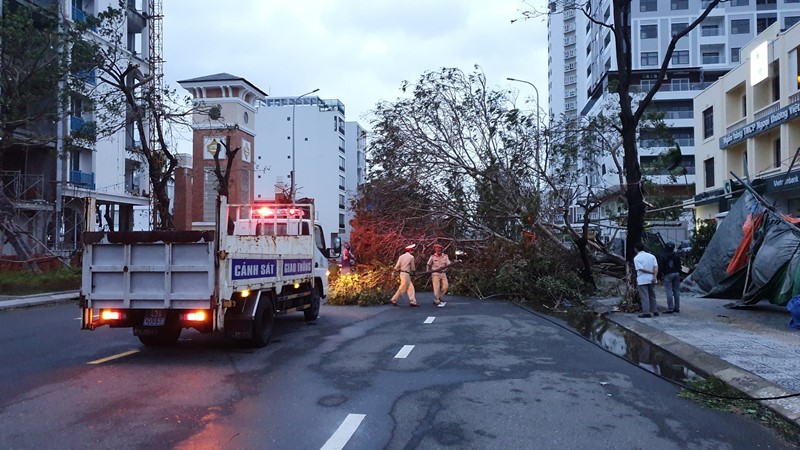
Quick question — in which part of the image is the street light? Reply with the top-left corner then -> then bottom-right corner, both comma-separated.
291,88 -> 320,202
507,77 -> 543,185
507,77 -> 540,140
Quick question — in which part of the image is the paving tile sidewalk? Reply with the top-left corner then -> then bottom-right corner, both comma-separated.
0,290 -> 79,311
594,291 -> 800,427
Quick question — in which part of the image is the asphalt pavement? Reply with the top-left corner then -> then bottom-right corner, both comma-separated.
3,287 -> 799,430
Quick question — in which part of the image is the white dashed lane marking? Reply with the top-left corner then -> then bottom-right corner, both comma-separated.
424,316 -> 435,324
320,413 -> 365,450
394,345 -> 414,359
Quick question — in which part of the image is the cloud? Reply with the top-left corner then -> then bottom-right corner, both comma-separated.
162,0 -> 549,128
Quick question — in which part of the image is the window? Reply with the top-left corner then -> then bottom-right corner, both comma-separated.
774,138 -> 782,168
604,6 -> 610,20
339,213 -> 345,230
641,51 -> 658,66
773,74 -> 781,101
757,0 -> 777,5
732,0 -> 749,5
701,24 -> 719,36
731,47 -> 741,63
641,24 -> 658,39
704,158 -> 715,188
702,52 -> 720,64
788,0 -> 800,3
757,16 -> 777,33
671,50 -> 689,64
672,78 -> 690,91
731,19 -> 750,34
671,0 -> 688,9
339,155 -> 345,171
604,33 -> 611,48
339,194 -> 345,209
640,79 -> 656,91
640,0 -> 657,11
786,16 -> 800,28
742,95 -> 747,116
671,22 -> 688,36
339,136 -> 345,152
333,117 -> 338,131
703,107 -> 714,139
339,175 -> 345,190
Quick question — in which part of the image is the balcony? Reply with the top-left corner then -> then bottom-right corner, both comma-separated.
754,100 -> 780,121
69,170 -> 96,190
75,68 -> 97,86
71,7 -> 97,32
70,116 -> 85,133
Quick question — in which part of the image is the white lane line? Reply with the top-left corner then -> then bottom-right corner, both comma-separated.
320,413 -> 365,450
87,349 -> 140,365
394,345 -> 414,359
424,316 -> 435,324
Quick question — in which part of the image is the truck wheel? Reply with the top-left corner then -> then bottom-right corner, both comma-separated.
252,296 -> 274,347
304,286 -> 321,321
137,324 -> 182,346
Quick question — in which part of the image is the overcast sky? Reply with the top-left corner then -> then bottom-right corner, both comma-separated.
162,0 -> 548,134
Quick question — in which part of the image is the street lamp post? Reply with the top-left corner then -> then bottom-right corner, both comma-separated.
290,88 -> 320,202
507,77 -> 542,186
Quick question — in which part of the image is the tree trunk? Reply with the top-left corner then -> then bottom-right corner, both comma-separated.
152,180 -> 173,230
621,114 -> 644,311
575,235 -> 596,288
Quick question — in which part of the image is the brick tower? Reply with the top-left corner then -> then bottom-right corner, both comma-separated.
177,73 -> 267,229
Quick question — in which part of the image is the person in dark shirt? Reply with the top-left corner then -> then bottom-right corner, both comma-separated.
660,242 -> 682,313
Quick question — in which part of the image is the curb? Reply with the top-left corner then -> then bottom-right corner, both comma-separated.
0,291 -> 80,311
608,312 -> 800,428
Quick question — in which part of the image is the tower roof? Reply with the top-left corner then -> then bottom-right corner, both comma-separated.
178,73 -> 267,98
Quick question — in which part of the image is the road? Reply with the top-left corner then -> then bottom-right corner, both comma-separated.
0,294 -> 792,449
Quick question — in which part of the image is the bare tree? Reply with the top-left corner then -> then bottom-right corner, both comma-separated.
522,0 -> 722,302
368,66 -> 541,245
86,4 -> 208,230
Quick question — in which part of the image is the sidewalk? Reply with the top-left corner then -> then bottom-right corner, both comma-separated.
593,292 -> 800,427
0,290 -> 79,311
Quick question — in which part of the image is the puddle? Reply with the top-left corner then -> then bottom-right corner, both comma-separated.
530,304 -> 702,384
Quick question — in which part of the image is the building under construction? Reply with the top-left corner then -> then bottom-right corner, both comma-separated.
0,0 -> 162,268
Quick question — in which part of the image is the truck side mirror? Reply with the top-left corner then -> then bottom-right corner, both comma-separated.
330,236 -> 342,258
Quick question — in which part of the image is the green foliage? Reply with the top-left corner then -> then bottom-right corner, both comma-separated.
687,219 -> 717,265
327,266 -> 396,306
448,238 -> 590,307
679,378 -> 800,446
0,268 -> 81,295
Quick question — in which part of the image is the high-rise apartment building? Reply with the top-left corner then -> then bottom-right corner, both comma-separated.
547,0 -> 800,240
254,97 -> 366,246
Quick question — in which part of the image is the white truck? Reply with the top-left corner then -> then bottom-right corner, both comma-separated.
80,198 -> 340,347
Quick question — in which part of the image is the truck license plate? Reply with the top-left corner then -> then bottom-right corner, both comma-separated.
143,310 -> 166,327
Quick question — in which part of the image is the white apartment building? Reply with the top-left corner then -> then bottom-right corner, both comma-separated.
547,0 -> 800,241
695,21 -> 800,221
1,0 -> 152,258
254,97 -> 366,246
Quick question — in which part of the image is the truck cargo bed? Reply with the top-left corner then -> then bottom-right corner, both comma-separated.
81,231 -> 216,310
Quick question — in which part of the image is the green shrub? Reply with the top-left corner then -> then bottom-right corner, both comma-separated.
0,268 -> 81,296
327,266 -> 396,306
449,238 -> 589,307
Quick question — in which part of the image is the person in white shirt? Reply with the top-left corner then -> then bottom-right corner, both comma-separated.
427,243 -> 450,307
633,242 -> 659,318
390,243 -> 419,307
